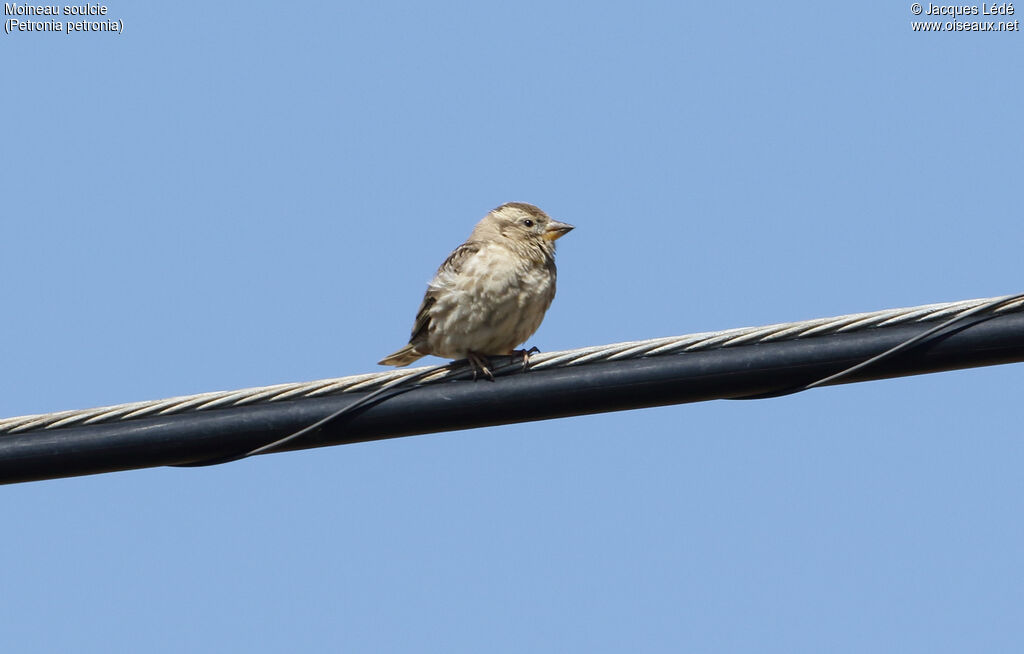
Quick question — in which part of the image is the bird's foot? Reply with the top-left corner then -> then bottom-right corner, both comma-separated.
467,351 -> 495,381
511,346 -> 541,371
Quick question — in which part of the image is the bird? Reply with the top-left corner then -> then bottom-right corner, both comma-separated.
379,202 -> 574,379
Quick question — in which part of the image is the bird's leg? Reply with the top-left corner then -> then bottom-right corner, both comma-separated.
466,351 -> 495,381
511,346 -> 541,371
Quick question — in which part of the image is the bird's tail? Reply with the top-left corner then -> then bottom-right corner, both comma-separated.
378,344 -> 426,367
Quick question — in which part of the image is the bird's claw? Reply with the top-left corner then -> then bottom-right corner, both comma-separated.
467,351 -> 495,381
512,346 -> 541,371
465,347 -> 539,380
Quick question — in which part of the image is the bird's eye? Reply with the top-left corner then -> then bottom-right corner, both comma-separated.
523,219 -> 534,227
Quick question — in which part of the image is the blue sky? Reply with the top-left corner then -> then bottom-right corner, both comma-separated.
3,2 -> 1023,651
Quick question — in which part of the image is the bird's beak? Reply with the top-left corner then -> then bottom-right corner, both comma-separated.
543,220 -> 574,241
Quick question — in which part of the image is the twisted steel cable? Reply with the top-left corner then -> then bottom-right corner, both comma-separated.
3,294 -> 1022,435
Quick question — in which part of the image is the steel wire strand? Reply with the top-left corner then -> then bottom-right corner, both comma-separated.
3,293 -> 1023,435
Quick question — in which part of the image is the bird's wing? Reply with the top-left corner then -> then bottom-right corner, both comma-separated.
408,241 -> 481,342
409,295 -> 436,342
436,241 -> 481,276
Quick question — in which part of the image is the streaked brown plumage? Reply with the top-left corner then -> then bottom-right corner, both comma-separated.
379,202 -> 573,376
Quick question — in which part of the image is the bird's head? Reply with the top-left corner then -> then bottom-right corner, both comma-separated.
475,202 -> 574,246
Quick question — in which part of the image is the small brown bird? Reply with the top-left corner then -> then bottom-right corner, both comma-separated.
379,202 -> 574,378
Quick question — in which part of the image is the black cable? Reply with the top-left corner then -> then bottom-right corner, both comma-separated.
172,383 -> 422,467
178,293 -> 1024,467
732,292 -> 1024,400
4,295 -> 1024,484
173,354 -> 527,467
173,363 -> 459,467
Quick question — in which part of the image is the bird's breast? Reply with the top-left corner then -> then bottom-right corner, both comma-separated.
425,243 -> 557,357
